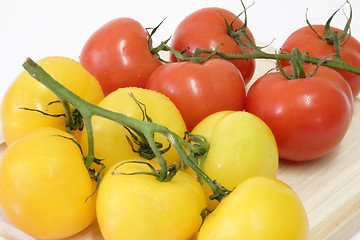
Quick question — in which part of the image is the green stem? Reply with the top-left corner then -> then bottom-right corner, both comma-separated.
59,100 -> 74,129
23,58 -> 166,176
152,1 -> 359,77
167,132 -> 228,200
157,37 -> 360,76
195,49 -> 360,75
331,31 -> 344,61
142,130 -> 169,181
289,48 -> 307,79
22,57 -> 228,199
83,112 -> 95,169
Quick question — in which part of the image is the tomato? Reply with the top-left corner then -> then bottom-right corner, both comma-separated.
1,56 -> 104,145
191,111 -> 278,209
79,18 -> 162,95
245,64 -> 353,161
96,160 -> 207,240
197,177 -> 309,240
170,7 -> 256,84
80,87 -> 187,174
146,58 -> 246,131
280,24 -> 360,97
0,127 -> 96,239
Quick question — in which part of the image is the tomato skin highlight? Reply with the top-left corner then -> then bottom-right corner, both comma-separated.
96,161 -> 207,240
245,64 -> 353,161
0,127 -> 96,239
170,7 -> 256,84
80,18 -> 162,95
280,24 -> 360,97
197,177 -> 309,240
146,59 -> 246,131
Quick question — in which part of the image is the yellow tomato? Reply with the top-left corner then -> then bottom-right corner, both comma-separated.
80,87 -> 187,174
192,111 -> 278,209
96,160 -> 207,240
0,127 -> 96,239
197,177 -> 309,240
1,56 -> 104,145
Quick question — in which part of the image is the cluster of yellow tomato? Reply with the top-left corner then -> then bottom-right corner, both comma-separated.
0,56 -> 309,239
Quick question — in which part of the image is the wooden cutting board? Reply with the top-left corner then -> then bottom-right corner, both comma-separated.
0,45 -> 359,240
277,98 -> 360,240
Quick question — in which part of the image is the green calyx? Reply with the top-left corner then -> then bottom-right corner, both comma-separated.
221,1 -> 256,54
146,18 -> 166,56
112,160 -> 182,183
124,93 -> 172,160
277,48 -> 333,80
19,100 -> 84,134
306,1 -> 352,47
278,48 -> 307,79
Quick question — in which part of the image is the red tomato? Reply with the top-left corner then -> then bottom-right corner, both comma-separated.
146,59 -> 246,131
280,25 -> 360,97
80,18 -> 162,95
245,64 -> 353,161
170,7 -> 256,84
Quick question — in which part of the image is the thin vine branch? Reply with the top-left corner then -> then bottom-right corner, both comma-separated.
22,57 -> 229,202
154,1 -> 360,76
173,47 -> 360,76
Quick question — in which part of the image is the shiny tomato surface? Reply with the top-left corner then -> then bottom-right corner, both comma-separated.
146,59 -> 246,130
246,64 -> 353,161
80,18 -> 162,95
170,7 -> 256,84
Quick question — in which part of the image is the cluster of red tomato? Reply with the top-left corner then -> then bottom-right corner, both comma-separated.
0,5 -> 359,240
79,7 -> 360,162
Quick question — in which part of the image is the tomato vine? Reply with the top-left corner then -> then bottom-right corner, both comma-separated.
155,1 -> 360,76
20,1 -> 360,204
22,58 -> 230,202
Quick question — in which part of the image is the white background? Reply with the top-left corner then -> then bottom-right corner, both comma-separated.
0,0 -> 359,239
